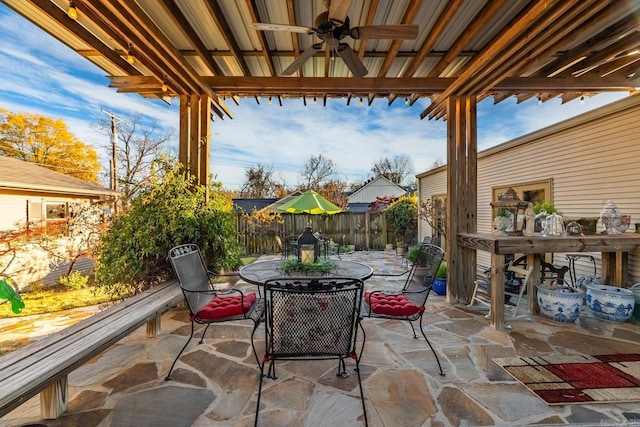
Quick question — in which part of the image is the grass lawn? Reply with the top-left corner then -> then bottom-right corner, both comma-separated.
0,256 -> 260,319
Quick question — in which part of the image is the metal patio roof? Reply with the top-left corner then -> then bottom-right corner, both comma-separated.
3,0 -> 639,120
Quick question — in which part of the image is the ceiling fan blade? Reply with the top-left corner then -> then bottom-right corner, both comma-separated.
336,44 -> 368,78
282,43 -> 323,75
350,25 -> 419,40
328,0 -> 352,26
250,22 -> 314,34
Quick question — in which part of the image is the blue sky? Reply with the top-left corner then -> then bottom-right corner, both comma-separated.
0,4 -> 629,191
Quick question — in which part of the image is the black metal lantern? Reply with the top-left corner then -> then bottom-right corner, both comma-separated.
490,187 -> 530,236
297,226 -> 318,264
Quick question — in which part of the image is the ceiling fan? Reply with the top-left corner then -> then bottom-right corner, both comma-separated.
250,0 -> 419,78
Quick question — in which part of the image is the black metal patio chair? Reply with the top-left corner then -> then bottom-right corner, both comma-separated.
362,243 -> 445,376
254,277 -> 367,426
165,244 -> 264,380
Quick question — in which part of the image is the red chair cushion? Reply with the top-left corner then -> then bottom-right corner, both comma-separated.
365,292 -> 422,317
195,293 -> 257,320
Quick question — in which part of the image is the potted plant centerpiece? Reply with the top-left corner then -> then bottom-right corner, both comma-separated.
279,257 -> 337,276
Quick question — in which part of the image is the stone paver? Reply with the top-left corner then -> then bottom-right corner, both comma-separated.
2,250 -> 640,427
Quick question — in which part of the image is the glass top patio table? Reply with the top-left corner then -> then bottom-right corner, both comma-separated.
239,259 -> 373,286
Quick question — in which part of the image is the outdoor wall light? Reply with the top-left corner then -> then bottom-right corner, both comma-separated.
297,226 -> 318,264
67,1 -> 78,20
268,96 -> 272,105
161,75 -> 168,92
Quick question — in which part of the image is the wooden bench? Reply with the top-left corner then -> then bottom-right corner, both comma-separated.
0,279 -> 183,420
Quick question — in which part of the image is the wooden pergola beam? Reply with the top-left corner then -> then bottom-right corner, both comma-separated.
200,76 -> 639,94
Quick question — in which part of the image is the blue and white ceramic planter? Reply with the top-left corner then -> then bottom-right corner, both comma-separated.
536,283 -> 584,323
585,283 -> 635,322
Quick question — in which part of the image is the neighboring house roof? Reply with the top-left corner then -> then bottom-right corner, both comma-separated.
347,175 -> 407,204
260,191 -> 303,213
346,203 -> 371,213
232,198 -> 278,214
0,156 -> 117,197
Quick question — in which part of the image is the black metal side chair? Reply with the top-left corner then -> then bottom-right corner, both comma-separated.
165,244 -> 264,380
362,244 -> 445,376
254,277 -> 367,427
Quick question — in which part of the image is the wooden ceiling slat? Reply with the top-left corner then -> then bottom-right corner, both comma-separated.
286,0 -> 302,76
204,0 -> 251,76
376,0 -> 422,78
539,13 -> 640,78
356,0 -> 379,61
522,2 -> 635,78
565,32 -> 640,77
420,0 -> 578,118
459,0 -> 591,95
464,0 -> 604,96
79,0 -> 196,95
246,0 -> 276,76
427,0 -> 507,78
403,0 -> 464,77
112,0 -> 216,96
159,0 -> 224,76
27,0 -> 139,75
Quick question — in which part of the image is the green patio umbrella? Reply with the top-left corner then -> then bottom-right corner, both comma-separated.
276,190 -> 341,215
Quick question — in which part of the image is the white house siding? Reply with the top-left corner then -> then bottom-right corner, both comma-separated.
417,169 -> 447,239
0,192 -> 28,231
417,96 -> 640,286
348,176 -> 407,204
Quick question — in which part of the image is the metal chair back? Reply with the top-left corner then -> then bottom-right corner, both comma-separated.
255,276 -> 367,426
169,243 -> 213,314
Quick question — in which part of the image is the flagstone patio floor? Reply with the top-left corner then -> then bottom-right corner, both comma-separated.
2,250 -> 640,426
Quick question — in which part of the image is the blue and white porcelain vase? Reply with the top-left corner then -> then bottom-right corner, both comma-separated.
585,283 -> 634,322
536,283 -> 584,323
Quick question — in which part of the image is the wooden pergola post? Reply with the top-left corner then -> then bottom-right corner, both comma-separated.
445,95 -> 477,304
178,94 -> 211,200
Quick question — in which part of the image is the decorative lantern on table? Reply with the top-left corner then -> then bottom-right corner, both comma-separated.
297,226 -> 319,264
490,188 -> 530,236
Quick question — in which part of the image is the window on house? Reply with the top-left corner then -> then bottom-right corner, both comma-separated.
46,203 -> 67,219
492,179 -> 552,205
428,194 -> 447,248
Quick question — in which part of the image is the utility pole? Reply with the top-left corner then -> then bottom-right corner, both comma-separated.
101,109 -> 119,214
110,113 -> 117,192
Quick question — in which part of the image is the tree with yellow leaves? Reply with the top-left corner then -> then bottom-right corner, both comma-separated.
0,109 -> 100,182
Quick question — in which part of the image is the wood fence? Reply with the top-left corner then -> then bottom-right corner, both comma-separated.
236,212 -> 402,255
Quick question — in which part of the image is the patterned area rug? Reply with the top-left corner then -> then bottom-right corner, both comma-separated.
493,354 -> 640,405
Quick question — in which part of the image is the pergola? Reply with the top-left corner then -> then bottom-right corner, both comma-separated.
4,0 -> 640,305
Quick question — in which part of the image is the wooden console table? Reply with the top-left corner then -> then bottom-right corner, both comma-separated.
457,233 -> 640,329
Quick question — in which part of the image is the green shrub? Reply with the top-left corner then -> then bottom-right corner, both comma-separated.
58,271 -> 90,290
385,196 -> 418,241
94,160 -> 241,297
